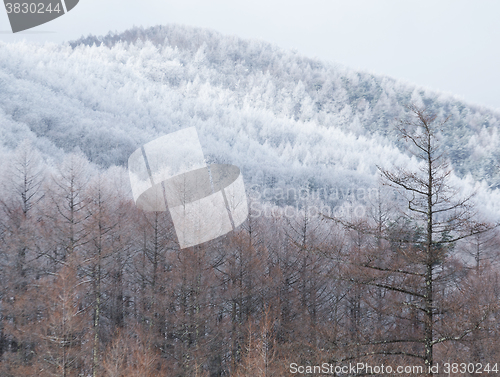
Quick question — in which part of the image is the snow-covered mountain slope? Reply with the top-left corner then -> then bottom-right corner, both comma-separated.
0,24 -> 499,213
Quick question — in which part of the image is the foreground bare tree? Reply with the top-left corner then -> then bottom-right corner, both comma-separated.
327,104 -> 497,374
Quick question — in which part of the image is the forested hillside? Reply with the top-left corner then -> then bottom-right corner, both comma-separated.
0,24 -> 500,376
1,25 -> 500,193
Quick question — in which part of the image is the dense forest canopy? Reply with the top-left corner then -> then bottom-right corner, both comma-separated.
1,24 -> 500,377
0,25 -> 499,204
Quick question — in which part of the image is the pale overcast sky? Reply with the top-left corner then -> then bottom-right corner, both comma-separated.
1,0 -> 499,110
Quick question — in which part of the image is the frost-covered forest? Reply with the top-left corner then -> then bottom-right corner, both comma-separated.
0,24 -> 500,376
1,25 -> 500,193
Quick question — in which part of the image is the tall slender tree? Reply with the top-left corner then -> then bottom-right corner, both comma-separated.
327,104 -> 496,374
